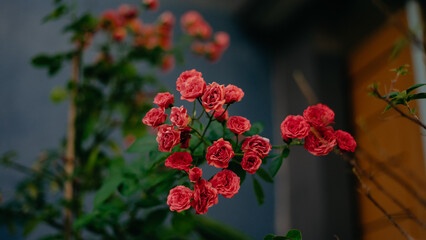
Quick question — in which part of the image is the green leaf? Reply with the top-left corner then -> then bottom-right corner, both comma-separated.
31,54 -> 64,76
256,168 -> 274,183
391,64 -> 409,76
50,87 -> 68,103
172,212 -> 195,235
268,156 -> 283,177
281,146 -> 290,158
389,38 -> 408,61
126,135 -> 157,153
228,161 -> 246,184
193,215 -> 252,240
406,83 -> 426,94
252,177 -> 264,205
94,176 -> 123,208
263,234 -> 286,240
23,218 -> 40,236
42,4 -> 69,23
407,93 -> 426,102
285,229 -> 302,240
243,122 -> 264,136
144,208 -> 169,232
73,211 -> 99,230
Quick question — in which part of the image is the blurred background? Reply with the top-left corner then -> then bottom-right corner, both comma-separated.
1,0 -> 425,239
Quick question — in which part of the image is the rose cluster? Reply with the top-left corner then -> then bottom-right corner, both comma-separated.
142,69 -> 271,214
181,11 -> 230,62
280,104 -> 356,156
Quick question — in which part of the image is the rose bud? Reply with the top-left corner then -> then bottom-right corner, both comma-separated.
241,135 -> 272,158
201,82 -> 226,113
191,179 -> 218,214
304,126 -> 337,156
170,106 -> 190,128
206,138 -> 235,168
143,0 -> 159,11
210,169 -> 240,198
179,127 -> 191,149
113,27 -> 127,42
227,116 -> 251,135
176,69 -> 206,102
156,124 -> 180,152
165,152 -> 193,172
189,167 -> 203,182
335,130 -> 356,152
153,92 -> 174,109
213,107 -> 228,122
224,84 -> 244,104
214,31 -> 230,51
167,185 -> 193,212
142,108 -> 167,128
303,103 -> 335,128
241,151 -> 262,174
280,115 -> 310,141
118,4 -> 138,20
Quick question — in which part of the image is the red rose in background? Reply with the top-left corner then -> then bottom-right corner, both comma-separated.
201,82 -> 226,112
303,103 -> 335,127
214,32 -> 230,51
153,92 -> 174,109
143,0 -> 159,11
224,84 -> 244,104
241,151 -> 262,174
241,135 -> 272,158
213,107 -> 228,122
206,138 -> 234,168
161,54 -> 175,72
179,127 -> 191,149
304,127 -> 337,156
189,167 -> 203,182
170,106 -> 190,128
142,108 -> 167,128
176,69 -> 206,102
167,186 -> 193,212
191,179 -> 218,214
210,169 -> 240,198
335,130 -> 356,152
280,115 -> 310,140
113,27 -> 127,42
165,152 -> 193,172
180,11 -> 212,39
118,4 -> 138,20
227,116 -> 251,135
100,10 -> 124,30
156,124 -> 180,152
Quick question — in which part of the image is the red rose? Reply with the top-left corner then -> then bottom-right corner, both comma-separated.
181,11 -> 202,29
304,127 -> 337,156
156,124 -> 180,152
100,10 -> 124,30
189,167 -> 202,182
176,70 -> 206,102
191,179 -> 218,214
241,151 -> 262,174
161,54 -> 175,72
170,106 -> 190,128
213,107 -> 228,122
158,11 -> 175,34
153,92 -> 174,109
227,116 -> 251,135
143,0 -> 159,10
201,82 -> 226,113
206,138 -> 234,168
167,185 -> 193,212
241,135 -> 272,158
303,103 -> 335,128
113,27 -> 127,42
214,32 -> 230,51
280,115 -> 310,141
210,169 -> 240,198
118,4 -> 138,20
224,84 -> 244,104
179,127 -> 191,149
165,152 -> 193,172
142,108 -> 167,128
335,130 -> 356,152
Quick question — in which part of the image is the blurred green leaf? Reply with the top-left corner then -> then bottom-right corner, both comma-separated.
23,218 -> 40,236
406,83 -> 426,94
172,212 -> 195,235
228,161 -> 246,184
73,211 -> 99,230
391,64 -> 409,76
407,93 -> 426,102
193,215 -> 252,240
94,176 -> 123,208
50,87 -> 68,103
252,177 -> 264,205
256,168 -> 273,183
42,4 -> 69,23
269,157 -> 282,178
127,135 -> 157,153
389,38 -> 408,61
285,229 -> 302,240
243,122 -> 264,136
31,54 -> 64,76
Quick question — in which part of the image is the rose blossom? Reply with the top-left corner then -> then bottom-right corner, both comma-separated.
118,4 -> 138,20
113,27 -> 126,42
241,135 -> 272,158
156,124 -> 180,152
224,84 -> 244,104
176,70 -> 206,102
153,92 -> 174,109
179,127 -> 191,149
201,82 -> 226,112
213,107 -> 228,122
210,169 -> 240,198
303,103 -> 335,127
161,54 -> 175,72
206,138 -> 234,168
214,32 -> 230,50
143,0 -> 159,10
142,108 -> 167,128
241,151 -> 262,174
189,167 -> 202,182
304,126 -> 337,156
100,10 -> 124,30
167,186 -> 193,212
165,152 -> 193,172
170,106 -> 190,128
227,116 -> 251,135
191,179 -> 218,214
335,130 -> 356,152
280,115 -> 311,141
